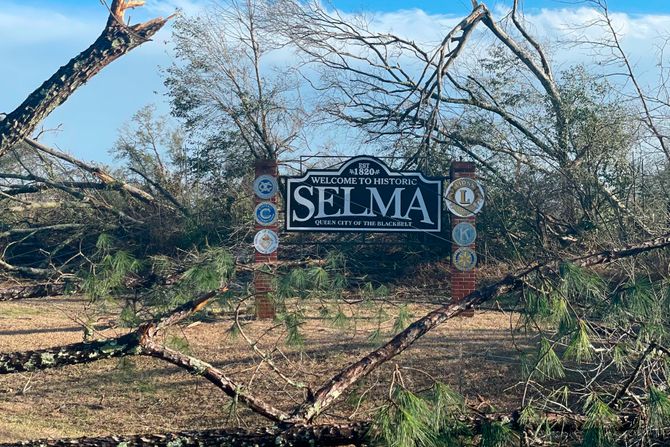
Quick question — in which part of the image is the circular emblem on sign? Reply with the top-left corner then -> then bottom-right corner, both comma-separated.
253,175 -> 278,200
445,178 -> 484,217
453,247 -> 477,272
452,222 -> 477,246
254,202 -> 278,226
254,229 -> 279,254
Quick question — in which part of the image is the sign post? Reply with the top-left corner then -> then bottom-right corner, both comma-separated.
253,159 -> 279,319
446,162 -> 483,316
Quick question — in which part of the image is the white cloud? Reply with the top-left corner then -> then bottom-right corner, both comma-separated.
145,0 -> 207,17
336,4 -> 670,82
0,4 -> 100,45
366,9 -> 462,46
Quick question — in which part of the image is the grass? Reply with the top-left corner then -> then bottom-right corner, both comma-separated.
0,295 -> 527,442
0,304 -> 45,318
0,412 -> 86,440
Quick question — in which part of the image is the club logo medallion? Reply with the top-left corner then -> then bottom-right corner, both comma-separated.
253,175 -> 278,200
445,178 -> 484,217
452,222 -> 477,246
254,229 -> 279,255
255,202 -> 278,226
453,247 -> 477,272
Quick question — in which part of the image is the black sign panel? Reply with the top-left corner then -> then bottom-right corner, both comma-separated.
285,156 -> 442,232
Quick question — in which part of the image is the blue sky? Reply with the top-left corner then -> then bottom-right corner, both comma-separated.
2,0 -> 670,164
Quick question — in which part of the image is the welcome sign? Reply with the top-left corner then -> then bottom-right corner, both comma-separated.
285,156 -> 442,232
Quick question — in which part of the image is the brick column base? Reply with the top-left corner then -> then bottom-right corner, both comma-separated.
254,159 -> 278,319
450,162 -> 477,317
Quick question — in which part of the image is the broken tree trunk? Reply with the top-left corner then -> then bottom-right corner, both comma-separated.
0,282 -> 67,301
0,0 -> 170,157
0,290 -> 219,374
0,424 -> 370,447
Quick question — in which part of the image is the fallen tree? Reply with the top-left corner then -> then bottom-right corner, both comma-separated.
3,1 -> 670,445
2,231 -> 670,444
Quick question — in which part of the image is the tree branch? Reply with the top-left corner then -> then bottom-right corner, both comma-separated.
291,231 -> 670,422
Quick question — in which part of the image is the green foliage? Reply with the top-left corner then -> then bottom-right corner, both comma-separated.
277,258 -> 349,301
479,421 -> 516,447
371,383 -> 470,447
614,278 -> 657,320
611,343 -> 629,371
559,263 -> 605,302
331,273 -> 348,290
372,387 -> 437,447
431,383 -> 466,432
182,247 -> 234,292
289,268 -> 308,292
524,290 -> 551,320
310,266 -> 330,290
330,307 -> 351,330
647,386 -> 670,429
119,305 -> 141,328
368,307 -> 389,344
518,404 -> 540,428
278,311 -> 305,347
564,320 -> 594,363
535,338 -> 565,380
392,305 -> 413,335
582,394 -> 617,447
550,295 -> 575,335
95,233 -> 114,251
81,234 -> 143,302
326,251 -> 346,270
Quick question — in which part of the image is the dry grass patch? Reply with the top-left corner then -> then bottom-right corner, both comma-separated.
0,296 -> 528,442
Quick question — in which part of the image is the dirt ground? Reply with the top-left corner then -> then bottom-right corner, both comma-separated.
0,295 -> 529,442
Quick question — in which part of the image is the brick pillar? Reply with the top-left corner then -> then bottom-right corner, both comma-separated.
449,162 -> 477,316
254,159 -> 278,319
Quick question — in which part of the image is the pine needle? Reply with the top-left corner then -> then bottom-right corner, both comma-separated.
536,338 -> 565,380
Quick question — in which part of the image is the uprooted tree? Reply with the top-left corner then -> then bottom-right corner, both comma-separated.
2,0 -> 670,445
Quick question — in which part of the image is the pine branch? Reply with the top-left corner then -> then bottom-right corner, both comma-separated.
291,232 -> 670,422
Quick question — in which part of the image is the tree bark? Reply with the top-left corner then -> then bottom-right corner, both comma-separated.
291,231 -> 670,422
0,332 -> 141,374
0,424 -> 370,447
0,290 -> 219,374
0,1 -> 169,157
0,282 -> 67,301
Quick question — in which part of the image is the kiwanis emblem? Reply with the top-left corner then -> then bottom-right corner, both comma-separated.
452,222 -> 476,246
255,202 -> 278,226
